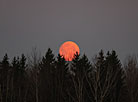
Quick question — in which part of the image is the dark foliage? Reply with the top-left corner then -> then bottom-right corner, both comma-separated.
0,49 -> 137,102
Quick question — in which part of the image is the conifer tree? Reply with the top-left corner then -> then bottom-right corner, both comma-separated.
69,53 -> 91,102
39,48 -> 55,102
105,50 -> 125,102
19,54 -> 28,102
54,54 -> 68,102
88,50 -> 125,102
0,54 -> 10,82
10,56 -> 20,102
0,54 -> 10,102
10,54 -> 28,102
89,50 -> 106,102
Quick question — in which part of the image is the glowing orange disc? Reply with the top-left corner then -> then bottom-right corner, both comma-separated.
59,41 -> 80,61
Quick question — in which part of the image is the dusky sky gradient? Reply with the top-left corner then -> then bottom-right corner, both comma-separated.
0,0 -> 138,61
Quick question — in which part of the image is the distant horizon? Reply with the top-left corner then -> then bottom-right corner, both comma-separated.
1,0 -> 138,63
0,46 -> 137,64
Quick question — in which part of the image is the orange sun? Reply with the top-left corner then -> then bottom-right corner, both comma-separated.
59,41 -> 80,61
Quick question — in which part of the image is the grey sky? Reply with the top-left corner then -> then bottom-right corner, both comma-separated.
0,0 -> 138,61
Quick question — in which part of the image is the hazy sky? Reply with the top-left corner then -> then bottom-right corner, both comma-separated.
0,0 -> 138,61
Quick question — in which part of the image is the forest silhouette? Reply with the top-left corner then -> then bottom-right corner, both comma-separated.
0,48 -> 138,102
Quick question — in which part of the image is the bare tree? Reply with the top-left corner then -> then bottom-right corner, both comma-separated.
124,55 -> 138,102
27,47 -> 41,102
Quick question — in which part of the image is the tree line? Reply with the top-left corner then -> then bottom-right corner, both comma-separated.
0,48 -> 138,102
